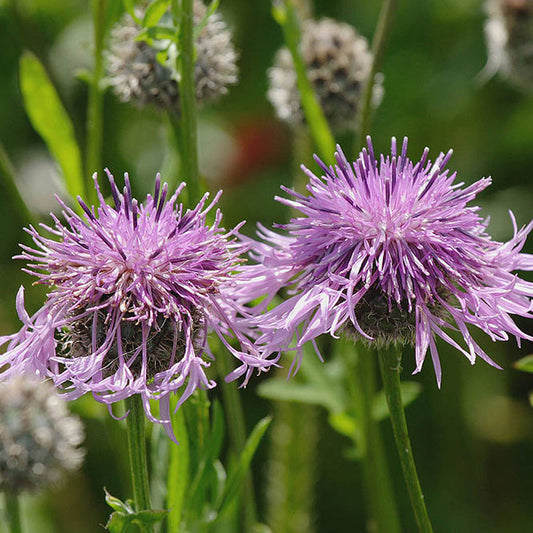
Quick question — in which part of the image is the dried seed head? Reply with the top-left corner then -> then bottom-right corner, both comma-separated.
268,18 -> 383,133
106,0 -> 238,110
483,0 -> 533,90
0,377 -> 84,494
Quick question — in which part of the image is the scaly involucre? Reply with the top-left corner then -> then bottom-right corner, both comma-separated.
0,172 -> 272,438
250,137 -> 533,384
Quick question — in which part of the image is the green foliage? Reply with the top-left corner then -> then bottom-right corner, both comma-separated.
19,51 -> 85,202
161,393 -> 271,531
104,489 -> 168,533
514,354 -> 533,373
257,343 -> 422,457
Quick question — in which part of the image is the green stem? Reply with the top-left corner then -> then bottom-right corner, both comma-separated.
354,0 -> 399,152
0,142 -> 34,226
86,0 -> 107,204
354,347 -> 402,533
274,0 -> 336,164
125,395 -> 154,533
4,491 -> 22,533
377,345 -> 433,533
215,354 -> 258,531
177,0 -> 201,205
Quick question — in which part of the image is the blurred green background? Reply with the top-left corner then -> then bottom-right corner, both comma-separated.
1,0 -> 533,532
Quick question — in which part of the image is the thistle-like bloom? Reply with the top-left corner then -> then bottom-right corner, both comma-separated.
249,138 -> 533,384
268,18 -> 383,133
106,1 -> 238,110
0,376 -> 84,493
0,173 -> 272,438
482,0 -> 533,90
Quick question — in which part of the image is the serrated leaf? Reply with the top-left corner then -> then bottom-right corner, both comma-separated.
19,51 -> 85,201
216,416 -> 271,520
514,354 -> 533,373
372,381 -> 422,421
143,0 -> 170,28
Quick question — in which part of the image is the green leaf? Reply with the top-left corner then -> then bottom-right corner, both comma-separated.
167,406 -> 190,532
514,354 -> 533,373
257,378 -> 336,410
137,25 -> 178,44
105,512 -> 130,533
252,525 -> 273,533
104,489 -> 134,514
133,509 -> 169,525
184,400 -> 225,519
194,0 -> 219,37
143,0 -> 170,28
328,411 -> 358,439
123,0 -> 141,23
216,416 -> 272,519
372,381 -> 422,421
19,51 -> 85,201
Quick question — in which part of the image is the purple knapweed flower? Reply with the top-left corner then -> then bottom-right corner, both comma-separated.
0,172 -> 273,438
249,137 -> 533,385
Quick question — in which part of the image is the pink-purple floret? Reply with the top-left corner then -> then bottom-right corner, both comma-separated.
0,171 -> 275,439
2,136 -> 533,437
247,137 -> 533,385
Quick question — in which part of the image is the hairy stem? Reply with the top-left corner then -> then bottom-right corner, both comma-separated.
377,345 -> 433,533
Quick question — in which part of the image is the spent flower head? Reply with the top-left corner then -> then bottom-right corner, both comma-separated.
268,18 -> 383,133
482,0 -> 533,90
249,137 -> 533,384
0,172 -> 273,438
0,376 -> 84,494
106,0 -> 238,110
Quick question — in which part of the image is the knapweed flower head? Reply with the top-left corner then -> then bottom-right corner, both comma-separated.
268,18 -> 383,133
106,0 -> 238,110
0,376 -> 84,493
250,137 -> 533,384
0,173 -> 272,438
482,0 -> 533,90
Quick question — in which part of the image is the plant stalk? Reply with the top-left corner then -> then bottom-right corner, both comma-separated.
177,0 -> 201,205
215,354 -> 258,531
125,395 -> 154,533
354,0 -> 399,152
4,491 -> 22,533
377,345 -> 433,533
276,0 -> 336,164
86,0 -> 108,204
352,346 -> 402,533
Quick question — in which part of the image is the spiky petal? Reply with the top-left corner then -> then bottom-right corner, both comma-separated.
248,137 -> 533,385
